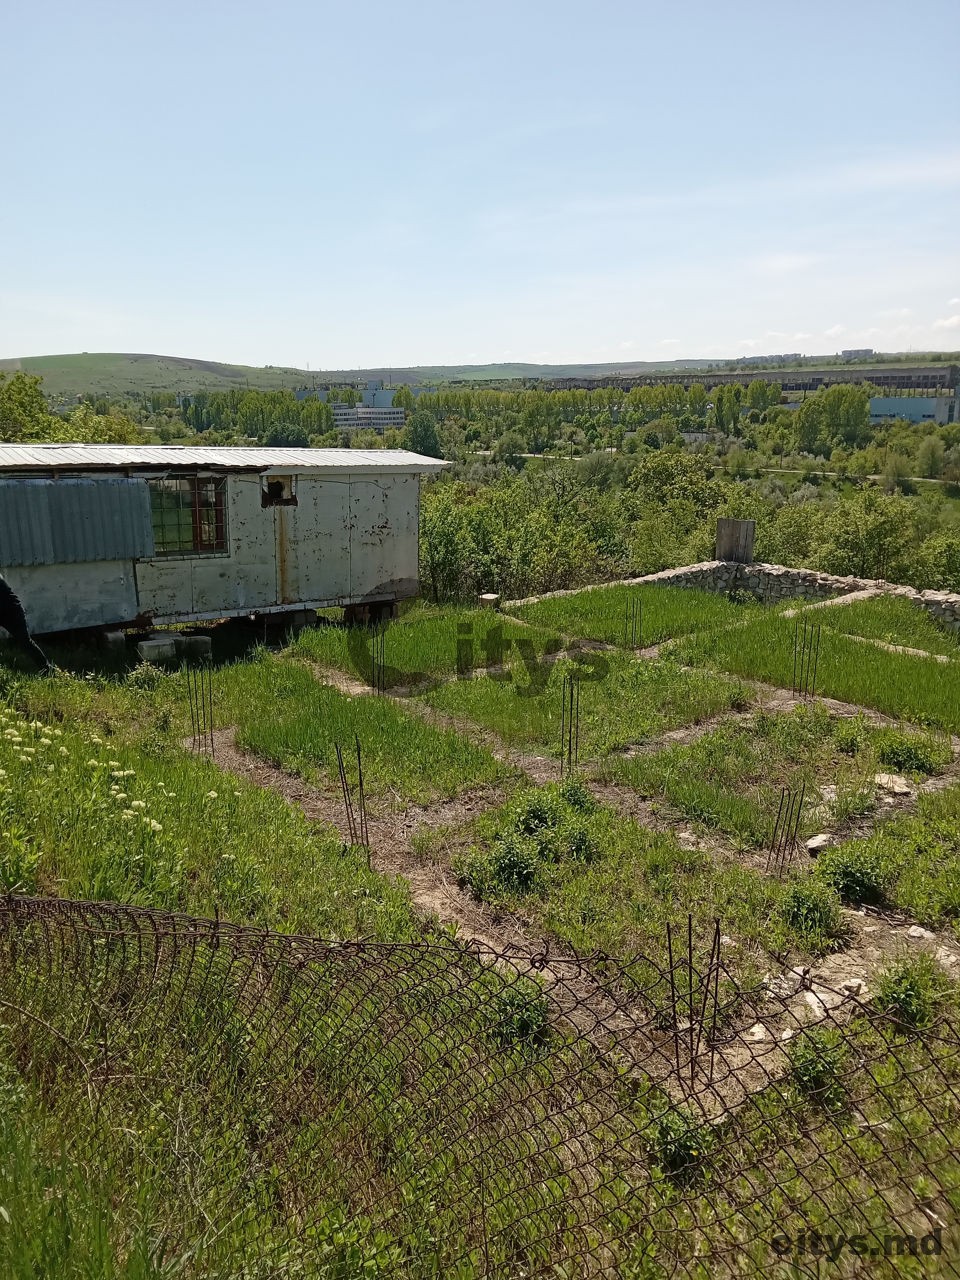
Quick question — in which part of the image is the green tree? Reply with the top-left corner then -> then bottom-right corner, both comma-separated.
405,410 -> 443,459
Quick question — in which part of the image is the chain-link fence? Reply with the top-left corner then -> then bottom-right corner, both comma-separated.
0,893 -> 956,1277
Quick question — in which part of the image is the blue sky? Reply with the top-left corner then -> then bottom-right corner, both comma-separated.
3,0 -> 959,368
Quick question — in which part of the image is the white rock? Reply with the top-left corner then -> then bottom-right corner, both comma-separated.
744,1022 -> 768,1042
806,833 -> 833,855
936,946 -> 959,967
780,1029 -> 796,1041
907,925 -> 936,941
874,773 -> 911,796
839,978 -> 863,996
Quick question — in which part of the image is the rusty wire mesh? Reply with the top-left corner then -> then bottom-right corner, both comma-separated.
0,893 -> 957,1277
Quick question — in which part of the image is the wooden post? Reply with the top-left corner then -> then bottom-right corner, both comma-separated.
715,518 -> 755,564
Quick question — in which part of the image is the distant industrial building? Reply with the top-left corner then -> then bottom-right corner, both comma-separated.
869,395 -> 957,426
330,403 -> 406,433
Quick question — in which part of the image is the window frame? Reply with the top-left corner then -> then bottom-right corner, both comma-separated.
148,474 -> 229,558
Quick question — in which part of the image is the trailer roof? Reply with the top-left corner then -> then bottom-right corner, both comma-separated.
0,444 -> 451,474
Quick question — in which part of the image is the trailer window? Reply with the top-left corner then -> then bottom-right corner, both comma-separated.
149,476 -> 228,555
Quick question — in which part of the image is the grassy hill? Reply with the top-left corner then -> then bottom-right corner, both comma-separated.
0,352 -> 721,398
1,349 -> 956,400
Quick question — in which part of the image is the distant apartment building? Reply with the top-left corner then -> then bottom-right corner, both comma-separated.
841,348 -> 875,360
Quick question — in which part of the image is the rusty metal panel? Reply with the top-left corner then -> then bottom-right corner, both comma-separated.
0,480 -> 55,566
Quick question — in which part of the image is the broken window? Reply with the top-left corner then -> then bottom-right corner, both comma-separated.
261,475 -> 297,507
149,476 -> 228,555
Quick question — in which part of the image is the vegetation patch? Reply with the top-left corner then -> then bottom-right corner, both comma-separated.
507,583 -> 764,649
817,595 -> 960,659
610,705 -> 949,846
671,613 -> 960,732
423,651 -> 748,759
221,652 -> 509,804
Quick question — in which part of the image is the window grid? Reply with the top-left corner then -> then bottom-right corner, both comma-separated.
149,476 -> 228,556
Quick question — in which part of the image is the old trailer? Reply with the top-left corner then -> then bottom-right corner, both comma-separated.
0,444 -> 449,635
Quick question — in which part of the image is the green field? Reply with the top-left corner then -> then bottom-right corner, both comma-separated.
422,650 -> 748,758
506,582 -> 765,648
671,612 -> 960,732
609,705 -> 952,848
293,605 -> 564,689
2,575 -> 960,1276
817,594 -> 960,658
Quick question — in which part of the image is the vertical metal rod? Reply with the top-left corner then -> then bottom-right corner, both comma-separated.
687,914 -> 695,1089
808,626 -> 821,700
666,921 -> 681,1084
560,675 -> 568,777
709,919 -> 721,1085
355,735 -> 368,849
694,918 -> 720,1067
573,676 -> 581,770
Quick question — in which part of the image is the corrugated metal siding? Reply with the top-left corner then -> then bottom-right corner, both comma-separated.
0,478 -> 153,567
0,481 -> 55,565
0,444 -> 451,473
49,478 -> 154,563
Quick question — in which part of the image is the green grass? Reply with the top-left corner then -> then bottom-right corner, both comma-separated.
219,652 -> 509,804
672,612 -> 960,732
608,705 -> 952,847
453,782 -> 846,969
0,704 -> 418,939
291,604 -> 563,689
422,651 -> 748,759
814,783 -> 960,934
506,582 -> 765,649
817,595 -> 960,658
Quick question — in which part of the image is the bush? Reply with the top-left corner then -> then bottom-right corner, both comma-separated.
557,778 -> 598,814
510,790 -> 563,836
779,879 -> 844,950
816,841 -> 889,906
489,833 -> 542,894
873,728 -> 950,776
559,820 -> 600,864
875,955 -> 950,1031
834,719 -> 864,755
650,1107 -> 715,1184
789,1029 -> 848,1108
490,982 -> 549,1050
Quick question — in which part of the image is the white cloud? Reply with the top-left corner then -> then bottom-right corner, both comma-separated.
878,307 -> 913,319
933,315 -> 960,331
658,338 -> 680,346
948,297 -> 960,307
824,324 -> 846,338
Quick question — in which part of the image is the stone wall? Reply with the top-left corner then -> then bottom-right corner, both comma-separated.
506,560 -> 960,633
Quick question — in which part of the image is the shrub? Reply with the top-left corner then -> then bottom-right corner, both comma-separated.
778,879 -> 844,950
875,955 -> 951,1031
833,719 -> 864,755
557,778 -> 598,814
872,728 -> 950,776
489,833 -> 542,894
559,820 -> 600,864
789,1029 -> 848,1108
650,1107 -> 715,1184
816,840 -> 889,906
490,982 -> 549,1050
510,790 -> 563,836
